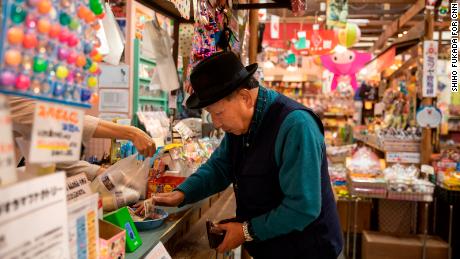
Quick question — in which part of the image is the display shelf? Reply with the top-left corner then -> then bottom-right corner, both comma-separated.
133,39 -> 169,127
140,56 -> 156,66
139,96 -> 168,102
324,112 -> 354,117
354,134 -> 421,163
140,77 -> 152,83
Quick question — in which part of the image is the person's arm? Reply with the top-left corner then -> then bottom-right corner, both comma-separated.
250,111 -> 323,241
174,135 -> 233,205
89,117 -> 156,157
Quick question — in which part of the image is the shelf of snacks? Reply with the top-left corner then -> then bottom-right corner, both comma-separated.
329,164 -> 348,198
432,149 -> 460,191
384,164 -> 435,202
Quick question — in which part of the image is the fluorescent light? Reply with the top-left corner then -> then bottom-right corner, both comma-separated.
403,31 -> 408,35
398,33 -> 403,38
346,19 -> 369,25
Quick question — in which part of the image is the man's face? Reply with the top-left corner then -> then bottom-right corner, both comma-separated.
205,90 -> 254,135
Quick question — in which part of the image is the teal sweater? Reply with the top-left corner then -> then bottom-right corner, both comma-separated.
177,86 -> 324,241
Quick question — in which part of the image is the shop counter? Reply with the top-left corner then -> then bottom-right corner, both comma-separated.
125,202 -> 202,259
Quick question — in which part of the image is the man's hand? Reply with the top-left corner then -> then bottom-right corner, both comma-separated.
129,127 -> 156,157
151,191 -> 185,207
216,222 -> 245,253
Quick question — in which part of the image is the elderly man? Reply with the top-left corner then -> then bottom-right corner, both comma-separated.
151,51 -> 343,258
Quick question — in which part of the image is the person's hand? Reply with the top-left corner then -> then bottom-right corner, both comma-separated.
151,191 -> 185,207
184,81 -> 194,95
216,222 -> 245,253
129,127 -> 156,157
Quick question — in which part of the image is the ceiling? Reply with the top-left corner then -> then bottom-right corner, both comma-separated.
235,0 -> 451,53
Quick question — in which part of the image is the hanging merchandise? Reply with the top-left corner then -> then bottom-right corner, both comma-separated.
438,0 -> 449,19
326,0 -> 348,28
285,52 -> 296,65
169,0 -> 191,20
179,23 -> 194,57
294,31 -> 307,50
144,17 -> 180,91
101,2 -> 124,65
186,0 -> 239,85
416,105 -> 443,128
320,49 -> 372,91
270,15 -> 280,39
337,23 -> 361,48
425,0 -> 436,10
0,0 -> 105,108
291,0 -> 307,16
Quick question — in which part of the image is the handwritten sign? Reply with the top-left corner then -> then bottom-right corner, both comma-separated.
68,193 -> 99,259
386,152 -> 421,164
66,173 -> 93,202
0,172 -> 70,259
422,41 -> 438,97
145,241 -> 172,259
0,95 -> 16,186
29,102 -> 84,163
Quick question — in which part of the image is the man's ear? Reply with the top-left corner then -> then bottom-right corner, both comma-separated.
238,89 -> 253,108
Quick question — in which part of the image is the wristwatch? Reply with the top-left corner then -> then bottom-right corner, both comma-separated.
242,221 -> 254,242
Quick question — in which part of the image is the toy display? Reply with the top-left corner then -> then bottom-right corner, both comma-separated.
0,0 -> 104,107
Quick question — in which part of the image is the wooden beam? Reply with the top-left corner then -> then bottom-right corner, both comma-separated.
315,0 -> 416,3
249,0 -> 259,63
421,10 -> 434,165
371,0 -> 425,52
234,2 -> 290,10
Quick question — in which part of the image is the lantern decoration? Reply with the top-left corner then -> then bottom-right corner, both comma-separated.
337,23 -> 361,48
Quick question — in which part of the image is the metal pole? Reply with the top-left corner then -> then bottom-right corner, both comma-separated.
353,198 -> 359,259
448,205 -> 453,259
433,198 -> 437,233
422,203 -> 429,259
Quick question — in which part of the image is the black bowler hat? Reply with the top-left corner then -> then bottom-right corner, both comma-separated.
186,51 -> 258,109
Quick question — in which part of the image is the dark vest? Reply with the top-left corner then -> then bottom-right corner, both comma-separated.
228,95 -> 343,259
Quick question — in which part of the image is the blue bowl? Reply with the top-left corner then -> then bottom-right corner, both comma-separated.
133,208 -> 168,231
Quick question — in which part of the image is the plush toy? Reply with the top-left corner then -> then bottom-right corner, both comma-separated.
320,49 -> 372,91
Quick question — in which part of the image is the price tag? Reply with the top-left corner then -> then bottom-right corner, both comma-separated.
29,102 -> 84,163
0,95 -> 16,186
386,152 -> 421,164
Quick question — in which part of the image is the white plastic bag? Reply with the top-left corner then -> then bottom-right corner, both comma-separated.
90,154 -> 150,210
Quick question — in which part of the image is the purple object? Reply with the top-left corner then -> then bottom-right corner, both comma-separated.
0,71 -> 16,86
80,88 -> 91,102
58,48 -> 70,61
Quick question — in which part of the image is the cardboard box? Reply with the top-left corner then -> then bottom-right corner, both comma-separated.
362,231 -> 448,259
99,220 -> 126,259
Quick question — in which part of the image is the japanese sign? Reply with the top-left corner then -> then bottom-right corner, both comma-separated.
66,173 -> 93,202
0,172 -> 69,259
386,152 -> 421,164
29,101 -> 84,163
422,41 -> 438,97
68,193 -> 99,259
0,95 -> 16,186
305,30 -> 338,55
270,15 -> 280,39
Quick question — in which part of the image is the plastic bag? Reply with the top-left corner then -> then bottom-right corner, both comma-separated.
90,154 -> 150,211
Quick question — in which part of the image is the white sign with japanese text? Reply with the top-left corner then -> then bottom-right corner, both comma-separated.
270,15 -> 280,39
66,173 -> 93,202
386,152 -> 421,164
0,172 -> 70,259
29,102 -> 84,163
67,193 -> 99,259
0,95 -> 16,186
422,41 -> 438,97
